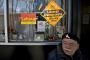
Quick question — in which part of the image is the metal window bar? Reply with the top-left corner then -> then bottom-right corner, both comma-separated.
68,0 -> 72,32
4,0 -> 8,43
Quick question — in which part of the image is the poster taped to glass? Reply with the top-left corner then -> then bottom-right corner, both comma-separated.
37,21 -> 46,32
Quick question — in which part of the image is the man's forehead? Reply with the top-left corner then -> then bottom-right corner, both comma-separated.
63,38 -> 78,43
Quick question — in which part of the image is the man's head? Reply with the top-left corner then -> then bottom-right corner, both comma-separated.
61,33 -> 80,56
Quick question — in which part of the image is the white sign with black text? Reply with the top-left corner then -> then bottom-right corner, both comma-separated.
37,21 -> 45,32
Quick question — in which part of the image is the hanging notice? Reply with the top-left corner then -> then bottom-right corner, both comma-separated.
20,13 -> 37,24
37,21 -> 45,32
41,0 -> 65,26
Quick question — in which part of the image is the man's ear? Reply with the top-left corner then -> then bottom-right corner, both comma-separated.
77,43 -> 79,50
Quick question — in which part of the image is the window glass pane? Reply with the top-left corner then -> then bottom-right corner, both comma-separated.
8,0 -> 67,42
0,0 -> 5,42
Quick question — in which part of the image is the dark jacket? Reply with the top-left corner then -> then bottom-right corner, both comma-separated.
48,46 -> 88,60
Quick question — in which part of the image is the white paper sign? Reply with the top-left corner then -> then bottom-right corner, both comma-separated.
37,21 -> 45,32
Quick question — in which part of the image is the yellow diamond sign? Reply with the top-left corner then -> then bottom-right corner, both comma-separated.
41,0 -> 65,26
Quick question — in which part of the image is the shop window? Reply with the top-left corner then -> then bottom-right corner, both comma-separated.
8,0 -> 67,42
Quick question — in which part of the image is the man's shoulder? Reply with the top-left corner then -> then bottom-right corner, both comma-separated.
81,54 -> 89,60
48,48 -> 66,60
48,49 -> 57,57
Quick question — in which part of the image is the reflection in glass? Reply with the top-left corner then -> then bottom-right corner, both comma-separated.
0,0 -> 5,41
8,0 -> 66,42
